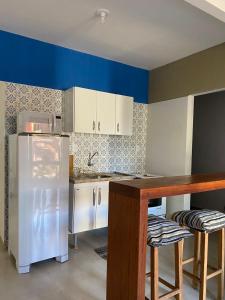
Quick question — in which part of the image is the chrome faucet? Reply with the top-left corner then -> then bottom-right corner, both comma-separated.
87,151 -> 99,167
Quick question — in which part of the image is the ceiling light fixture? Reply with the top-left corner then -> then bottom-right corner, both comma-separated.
96,8 -> 110,24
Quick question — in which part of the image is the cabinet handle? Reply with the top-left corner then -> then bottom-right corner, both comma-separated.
98,188 -> 101,205
93,188 -> 96,206
93,121 -> 95,131
98,121 -> 100,132
117,123 -> 119,132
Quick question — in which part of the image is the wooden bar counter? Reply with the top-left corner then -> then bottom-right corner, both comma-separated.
106,173 -> 225,300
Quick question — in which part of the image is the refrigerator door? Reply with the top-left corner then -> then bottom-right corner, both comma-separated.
17,134 -> 69,266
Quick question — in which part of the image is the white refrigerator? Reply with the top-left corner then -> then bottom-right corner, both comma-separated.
8,133 -> 69,273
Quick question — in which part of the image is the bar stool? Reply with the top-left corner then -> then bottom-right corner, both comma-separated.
146,215 -> 192,300
172,210 -> 225,300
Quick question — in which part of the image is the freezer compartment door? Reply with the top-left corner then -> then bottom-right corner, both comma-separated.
17,135 -> 69,265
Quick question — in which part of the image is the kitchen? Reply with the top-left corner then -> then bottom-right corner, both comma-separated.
0,1 -> 225,300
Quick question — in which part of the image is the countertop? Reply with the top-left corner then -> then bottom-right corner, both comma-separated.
69,172 -> 136,184
109,172 -> 225,199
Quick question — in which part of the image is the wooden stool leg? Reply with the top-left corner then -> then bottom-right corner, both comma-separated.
193,231 -> 201,289
175,240 -> 184,300
151,247 -> 159,300
218,228 -> 225,300
199,232 -> 208,300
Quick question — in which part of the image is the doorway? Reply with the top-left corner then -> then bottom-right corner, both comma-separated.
191,90 -> 225,212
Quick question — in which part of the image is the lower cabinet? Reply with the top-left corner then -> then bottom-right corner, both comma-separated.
69,181 -> 109,234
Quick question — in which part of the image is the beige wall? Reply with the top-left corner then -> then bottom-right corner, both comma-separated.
149,42 -> 225,103
145,96 -> 194,216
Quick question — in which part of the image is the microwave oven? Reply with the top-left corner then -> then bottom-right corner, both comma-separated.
17,111 -> 62,134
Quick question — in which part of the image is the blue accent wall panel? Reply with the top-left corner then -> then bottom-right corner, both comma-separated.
0,30 -> 149,103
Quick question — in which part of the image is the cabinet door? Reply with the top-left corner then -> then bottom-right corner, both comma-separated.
115,95 -> 133,136
73,184 -> 96,233
96,91 -> 116,135
74,87 -> 97,134
95,182 -> 109,229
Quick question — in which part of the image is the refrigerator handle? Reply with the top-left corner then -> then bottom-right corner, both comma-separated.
93,188 -> 96,206
98,188 -> 101,205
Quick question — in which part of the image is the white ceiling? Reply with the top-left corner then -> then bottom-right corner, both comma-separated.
1,0 -> 225,70
185,0 -> 225,23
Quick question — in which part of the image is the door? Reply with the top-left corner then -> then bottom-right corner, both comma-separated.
95,182 -> 109,229
74,87 -> 97,134
97,91 -> 116,134
116,95 -> 133,135
73,183 -> 96,233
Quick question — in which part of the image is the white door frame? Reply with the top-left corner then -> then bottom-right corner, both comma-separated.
0,82 -> 5,242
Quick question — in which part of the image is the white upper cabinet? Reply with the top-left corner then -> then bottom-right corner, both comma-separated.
115,95 -> 133,136
63,87 -> 97,134
96,91 -> 116,135
63,87 -> 133,135
75,88 -> 97,134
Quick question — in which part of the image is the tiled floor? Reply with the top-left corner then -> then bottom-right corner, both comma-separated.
0,228 -> 223,300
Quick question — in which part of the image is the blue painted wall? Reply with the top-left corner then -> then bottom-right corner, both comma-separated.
0,30 -> 149,103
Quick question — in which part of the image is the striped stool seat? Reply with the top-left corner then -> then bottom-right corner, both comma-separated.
147,214 -> 192,247
172,209 -> 225,232
172,210 -> 225,300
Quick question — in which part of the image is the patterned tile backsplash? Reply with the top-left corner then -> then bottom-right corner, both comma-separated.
3,82 -> 148,240
70,102 -> 148,174
5,82 -> 148,174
